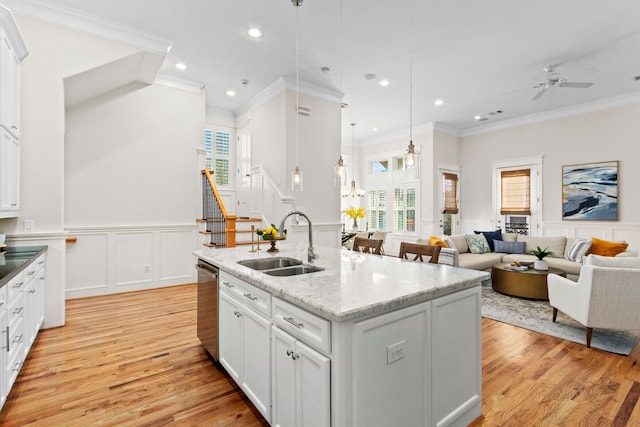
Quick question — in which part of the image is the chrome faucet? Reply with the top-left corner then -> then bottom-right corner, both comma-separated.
278,211 -> 319,263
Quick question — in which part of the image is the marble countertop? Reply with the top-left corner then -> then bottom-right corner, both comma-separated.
194,242 -> 490,322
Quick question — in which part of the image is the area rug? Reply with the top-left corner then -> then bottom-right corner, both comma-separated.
481,282 -> 640,355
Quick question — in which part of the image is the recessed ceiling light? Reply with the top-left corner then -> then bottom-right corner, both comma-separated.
246,27 -> 263,38
226,90 -> 236,97
379,79 -> 390,87
175,63 -> 187,71
434,99 -> 444,106
364,73 -> 376,80
372,127 -> 379,132
474,115 -> 482,120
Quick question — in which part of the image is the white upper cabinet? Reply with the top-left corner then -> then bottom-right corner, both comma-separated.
0,5 -> 27,218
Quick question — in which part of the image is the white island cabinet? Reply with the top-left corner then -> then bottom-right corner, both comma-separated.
197,245 -> 489,427
219,272 -> 272,422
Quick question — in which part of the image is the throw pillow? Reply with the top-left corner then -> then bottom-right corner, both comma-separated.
565,238 -> 592,263
590,237 -> 629,257
493,239 -> 526,254
443,236 -> 457,251
465,234 -> 490,254
474,229 -> 502,252
428,236 -> 449,248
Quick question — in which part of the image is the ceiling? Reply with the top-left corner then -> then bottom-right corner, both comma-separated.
28,0 -> 640,141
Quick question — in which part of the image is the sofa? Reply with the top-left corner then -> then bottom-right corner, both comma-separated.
436,233 -> 638,281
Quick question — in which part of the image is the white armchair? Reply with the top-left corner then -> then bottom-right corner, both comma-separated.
547,255 -> 640,348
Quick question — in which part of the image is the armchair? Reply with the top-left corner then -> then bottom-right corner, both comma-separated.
547,255 -> 640,347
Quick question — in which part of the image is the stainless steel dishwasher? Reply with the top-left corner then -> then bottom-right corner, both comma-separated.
196,259 -> 219,361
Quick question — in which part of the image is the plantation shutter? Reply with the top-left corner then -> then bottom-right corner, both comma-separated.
500,169 -> 531,215
443,173 -> 459,214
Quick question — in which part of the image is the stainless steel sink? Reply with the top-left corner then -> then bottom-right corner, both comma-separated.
237,257 -> 303,271
263,265 -> 325,276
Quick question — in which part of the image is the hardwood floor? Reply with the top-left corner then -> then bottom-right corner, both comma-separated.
2,283 -> 640,426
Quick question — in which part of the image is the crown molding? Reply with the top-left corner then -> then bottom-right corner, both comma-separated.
0,4 -> 28,59
3,0 -> 172,55
205,106 -> 237,128
236,77 -> 287,118
282,76 -> 343,104
155,73 -> 204,94
460,91 -> 640,137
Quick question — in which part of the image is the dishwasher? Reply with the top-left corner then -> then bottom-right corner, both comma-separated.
196,259 -> 219,361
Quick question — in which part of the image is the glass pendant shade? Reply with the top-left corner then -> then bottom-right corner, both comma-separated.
334,156 -> 346,187
292,165 -> 303,191
404,140 -> 418,168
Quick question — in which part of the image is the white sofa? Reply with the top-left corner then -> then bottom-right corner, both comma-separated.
548,254 -> 640,347
438,233 -> 638,281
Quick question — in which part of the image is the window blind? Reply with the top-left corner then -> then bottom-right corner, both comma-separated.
500,169 -> 531,215
443,173 -> 459,214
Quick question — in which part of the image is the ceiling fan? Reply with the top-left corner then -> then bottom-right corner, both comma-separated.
531,64 -> 594,100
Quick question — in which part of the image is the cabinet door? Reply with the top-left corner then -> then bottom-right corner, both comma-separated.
219,290 -> 242,382
272,326 -> 297,427
241,306 -> 271,422
296,340 -> 330,427
0,127 -> 19,214
0,309 -> 6,409
23,279 -> 36,354
0,32 -> 20,138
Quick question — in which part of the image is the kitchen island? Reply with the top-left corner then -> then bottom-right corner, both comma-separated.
195,243 -> 490,427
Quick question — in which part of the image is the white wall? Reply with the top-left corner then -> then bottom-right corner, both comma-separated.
460,102 -> 640,249
2,16 -> 205,323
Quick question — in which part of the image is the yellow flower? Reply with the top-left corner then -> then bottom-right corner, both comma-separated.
342,206 -> 366,219
257,224 -> 286,240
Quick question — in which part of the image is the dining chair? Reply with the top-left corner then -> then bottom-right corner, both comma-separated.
352,237 -> 383,255
398,242 -> 441,264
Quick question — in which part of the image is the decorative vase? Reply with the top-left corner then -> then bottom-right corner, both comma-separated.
534,259 -> 548,270
351,218 -> 359,232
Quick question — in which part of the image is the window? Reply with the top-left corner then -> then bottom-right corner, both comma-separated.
205,129 -> 231,187
371,160 -> 389,173
500,169 -> 531,215
393,187 -> 416,232
368,189 -> 387,230
442,173 -> 459,214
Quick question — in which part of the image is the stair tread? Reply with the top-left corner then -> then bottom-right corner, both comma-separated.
237,217 -> 262,222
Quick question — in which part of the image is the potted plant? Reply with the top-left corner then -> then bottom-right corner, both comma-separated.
342,206 -> 366,232
530,246 -> 554,270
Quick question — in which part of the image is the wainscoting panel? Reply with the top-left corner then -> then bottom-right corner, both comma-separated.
66,233 -> 109,292
115,231 -> 154,287
159,229 -> 197,282
65,224 -> 198,299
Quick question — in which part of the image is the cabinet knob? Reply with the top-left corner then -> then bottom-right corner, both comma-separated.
234,310 -> 242,318
286,349 -> 300,360
223,282 -> 234,288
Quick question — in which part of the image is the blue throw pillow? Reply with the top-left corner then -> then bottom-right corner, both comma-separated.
474,229 -> 502,252
493,239 -> 526,254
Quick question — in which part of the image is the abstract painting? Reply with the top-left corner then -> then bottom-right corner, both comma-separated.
562,161 -> 618,220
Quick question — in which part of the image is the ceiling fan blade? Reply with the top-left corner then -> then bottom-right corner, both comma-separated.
531,86 -> 548,100
559,81 -> 593,89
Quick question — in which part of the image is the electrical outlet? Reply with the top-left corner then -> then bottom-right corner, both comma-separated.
144,264 -> 150,273
387,340 -> 406,364
24,220 -> 35,232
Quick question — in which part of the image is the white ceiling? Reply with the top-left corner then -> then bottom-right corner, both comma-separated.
25,0 -> 640,141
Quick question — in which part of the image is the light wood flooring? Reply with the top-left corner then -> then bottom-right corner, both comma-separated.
1,283 -> 640,426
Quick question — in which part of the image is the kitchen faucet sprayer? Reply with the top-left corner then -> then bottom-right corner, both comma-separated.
278,211 -> 318,263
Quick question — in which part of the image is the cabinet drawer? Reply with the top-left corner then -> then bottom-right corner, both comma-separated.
6,271 -> 25,302
0,282 -> 6,308
7,316 -> 23,362
273,297 -> 331,354
7,291 -> 23,328
34,254 -> 46,273
220,272 -> 271,317
24,260 -> 39,282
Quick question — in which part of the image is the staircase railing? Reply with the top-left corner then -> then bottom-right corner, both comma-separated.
201,170 -> 237,247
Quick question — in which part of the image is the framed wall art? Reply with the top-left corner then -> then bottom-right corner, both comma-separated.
562,160 -> 618,220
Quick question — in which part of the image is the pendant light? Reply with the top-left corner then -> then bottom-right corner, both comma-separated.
404,1 -> 419,169
342,123 -> 365,198
333,0 -> 346,188
291,0 -> 304,191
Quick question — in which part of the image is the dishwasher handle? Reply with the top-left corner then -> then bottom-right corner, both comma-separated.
196,260 -> 219,279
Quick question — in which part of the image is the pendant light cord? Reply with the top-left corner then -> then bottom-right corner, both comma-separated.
409,0 -> 413,143
296,4 -> 300,167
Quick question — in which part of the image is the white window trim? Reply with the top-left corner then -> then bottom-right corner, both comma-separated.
492,155 -> 543,235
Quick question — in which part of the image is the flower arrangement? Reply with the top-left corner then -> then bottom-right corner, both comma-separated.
257,224 -> 286,240
342,206 -> 366,220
